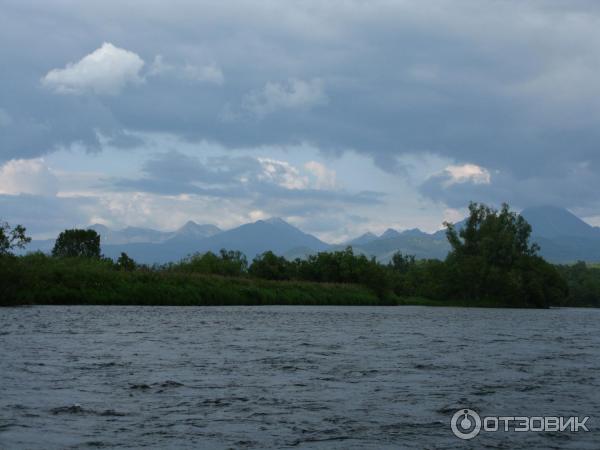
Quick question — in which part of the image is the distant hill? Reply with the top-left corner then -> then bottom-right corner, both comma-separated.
521,206 -> 600,263
20,206 -> 600,264
339,206 -> 600,263
335,228 -> 450,262
98,217 -> 329,264
89,221 -> 221,245
521,206 -> 600,239
23,221 -> 221,262
89,224 -> 172,245
177,217 -> 329,259
163,221 -> 222,243
380,228 -> 402,239
174,221 -> 222,239
345,232 -> 378,246
400,228 -> 431,238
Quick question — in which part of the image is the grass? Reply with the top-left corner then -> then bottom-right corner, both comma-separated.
1,254 -> 385,306
0,253 -> 548,308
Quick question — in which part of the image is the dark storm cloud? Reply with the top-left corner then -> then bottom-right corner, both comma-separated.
2,1 -> 600,212
420,163 -> 600,212
141,151 -> 262,185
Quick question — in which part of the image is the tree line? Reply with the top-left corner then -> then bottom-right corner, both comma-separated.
2,203 -> 600,307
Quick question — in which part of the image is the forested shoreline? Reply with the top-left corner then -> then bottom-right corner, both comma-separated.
2,203 -> 600,308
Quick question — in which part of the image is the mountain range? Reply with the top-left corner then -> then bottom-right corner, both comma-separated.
22,206 -> 600,264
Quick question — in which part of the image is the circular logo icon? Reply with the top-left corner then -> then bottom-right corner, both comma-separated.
451,409 -> 481,440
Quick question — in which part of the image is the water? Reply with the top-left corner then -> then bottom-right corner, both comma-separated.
1,306 -> 599,449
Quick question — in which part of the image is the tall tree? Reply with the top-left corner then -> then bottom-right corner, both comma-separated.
443,202 -> 565,307
249,251 -> 293,280
0,221 -> 31,256
445,202 -> 539,266
117,252 -> 137,271
52,229 -> 101,258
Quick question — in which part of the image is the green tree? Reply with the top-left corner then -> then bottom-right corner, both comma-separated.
249,251 -> 293,280
174,249 -> 248,277
117,252 -> 136,271
294,247 -> 391,298
443,202 -> 565,307
0,221 -> 31,256
445,202 -> 539,264
388,251 -> 416,273
556,262 -> 600,307
52,229 -> 101,258
218,249 -> 248,276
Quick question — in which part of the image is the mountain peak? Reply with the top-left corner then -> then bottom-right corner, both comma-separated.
400,228 -> 428,237
264,217 -> 289,226
89,223 -> 110,231
380,228 -> 401,239
183,217 -> 328,259
521,205 -> 598,239
357,231 -> 377,240
171,221 -> 221,240
346,231 -> 378,246
179,220 -> 199,230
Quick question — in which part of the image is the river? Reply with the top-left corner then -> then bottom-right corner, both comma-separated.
1,305 -> 599,449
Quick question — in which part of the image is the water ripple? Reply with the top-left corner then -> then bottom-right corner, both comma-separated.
1,305 -> 599,449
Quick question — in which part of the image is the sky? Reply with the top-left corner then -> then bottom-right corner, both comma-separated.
2,0 -> 600,242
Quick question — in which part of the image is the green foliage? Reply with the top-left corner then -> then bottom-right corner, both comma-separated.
515,255 -> 568,308
382,203 -> 569,307
170,249 -> 248,277
441,202 -> 566,307
0,221 -> 31,255
445,202 -> 539,263
1,203 -> 591,308
396,259 -> 450,301
0,252 -> 381,306
52,229 -> 101,258
556,262 -> 600,306
0,254 -> 25,305
295,247 -> 391,298
249,251 -> 293,280
116,252 -> 136,271
388,251 -> 416,273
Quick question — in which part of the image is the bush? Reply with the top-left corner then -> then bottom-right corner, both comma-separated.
171,249 -> 248,277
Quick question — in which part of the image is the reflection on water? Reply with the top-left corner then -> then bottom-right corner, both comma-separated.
1,305 -> 599,449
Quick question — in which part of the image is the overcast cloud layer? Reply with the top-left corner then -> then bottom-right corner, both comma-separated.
1,0 -> 600,239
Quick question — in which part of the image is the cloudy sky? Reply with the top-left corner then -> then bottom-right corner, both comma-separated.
2,0 -> 600,241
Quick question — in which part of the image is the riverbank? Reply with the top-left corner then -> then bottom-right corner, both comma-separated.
0,255 -> 385,306
0,263 -> 515,308
1,252 -> 593,308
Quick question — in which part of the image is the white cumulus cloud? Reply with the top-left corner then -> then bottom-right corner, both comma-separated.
443,163 -> 491,187
0,158 -> 59,196
42,42 -> 144,95
258,158 -> 308,189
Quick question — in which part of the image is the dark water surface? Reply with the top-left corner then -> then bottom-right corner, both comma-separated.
1,306 -> 599,449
